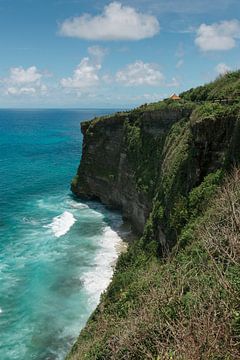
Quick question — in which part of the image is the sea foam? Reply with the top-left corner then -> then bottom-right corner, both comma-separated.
67,200 -> 89,210
46,211 -> 76,238
81,225 -> 127,304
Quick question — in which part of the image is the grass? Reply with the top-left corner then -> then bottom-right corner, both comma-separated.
180,70 -> 240,102
68,70 -> 240,359
67,169 -> 240,360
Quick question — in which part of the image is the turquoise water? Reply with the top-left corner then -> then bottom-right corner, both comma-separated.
0,109 -> 124,360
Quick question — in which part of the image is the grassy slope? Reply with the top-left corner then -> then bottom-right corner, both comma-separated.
180,70 -> 240,101
67,72 -> 240,360
68,171 -> 240,360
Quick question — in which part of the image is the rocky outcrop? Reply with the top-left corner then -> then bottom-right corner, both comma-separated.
71,108 -> 192,234
72,103 -> 240,243
190,109 -> 238,177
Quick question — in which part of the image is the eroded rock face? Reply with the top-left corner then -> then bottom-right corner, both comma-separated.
190,109 -> 238,179
71,108 -> 192,234
72,104 -> 239,241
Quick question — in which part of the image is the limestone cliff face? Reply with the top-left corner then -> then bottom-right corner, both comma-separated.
72,103 -> 240,243
72,107 -> 193,233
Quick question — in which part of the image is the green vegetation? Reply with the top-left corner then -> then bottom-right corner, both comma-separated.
180,70 -> 240,102
123,119 -> 163,196
68,170 -> 240,360
132,98 -> 196,113
191,102 -> 240,124
68,71 -> 240,359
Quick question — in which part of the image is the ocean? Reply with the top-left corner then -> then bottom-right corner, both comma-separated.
0,109 -> 125,360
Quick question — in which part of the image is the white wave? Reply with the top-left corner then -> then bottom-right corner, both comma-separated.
66,200 -> 89,210
81,225 -> 127,304
0,308 -> 2,314
45,211 -> 76,238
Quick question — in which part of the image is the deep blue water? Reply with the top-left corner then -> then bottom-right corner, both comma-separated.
0,109 -> 125,360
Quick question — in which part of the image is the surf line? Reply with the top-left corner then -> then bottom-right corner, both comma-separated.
45,211 -> 76,238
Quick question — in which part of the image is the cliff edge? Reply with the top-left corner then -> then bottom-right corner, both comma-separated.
71,106 -> 193,234
69,71 -> 240,359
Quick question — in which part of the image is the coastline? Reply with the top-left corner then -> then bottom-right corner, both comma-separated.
112,220 -> 137,263
65,208 -> 136,359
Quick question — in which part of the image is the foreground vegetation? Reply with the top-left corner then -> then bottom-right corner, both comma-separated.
68,72 -> 240,359
68,168 -> 240,360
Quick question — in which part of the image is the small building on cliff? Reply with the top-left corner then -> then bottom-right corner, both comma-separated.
169,93 -> 181,100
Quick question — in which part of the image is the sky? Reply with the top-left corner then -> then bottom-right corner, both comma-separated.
0,0 -> 239,108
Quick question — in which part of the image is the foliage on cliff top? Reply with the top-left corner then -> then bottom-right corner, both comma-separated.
191,102 -> 240,124
180,70 -> 240,102
67,169 -> 240,360
81,100 -> 195,131
81,111 -> 128,129
81,70 -> 240,132
132,98 -> 196,113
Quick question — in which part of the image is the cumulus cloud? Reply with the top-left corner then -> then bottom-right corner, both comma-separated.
59,2 -> 160,41
116,61 -> 164,86
3,66 -> 48,96
195,20 -> 240,51
215,62 -> 231,75
9,66 -> 42,84
60,45 -> 109,92
60,58 -> 101,91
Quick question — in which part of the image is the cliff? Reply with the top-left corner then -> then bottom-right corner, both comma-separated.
71,106 -> 193,234
68,71 -> 240,359
72,98 -> 239,249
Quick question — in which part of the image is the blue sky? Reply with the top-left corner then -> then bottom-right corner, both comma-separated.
0,0 -> 239,108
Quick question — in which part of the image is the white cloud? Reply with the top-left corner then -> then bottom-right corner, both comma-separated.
116,61 -> 164,86
60,46 -> 108,93
195,20 -> 240,51
9,66 -> 42,84
60,57 -> 101,90
102,74 -> 113,84
59,2 -> 160,41
3,66 -> 48,96
6,87 -> 36,95
215,62 -> 231,75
